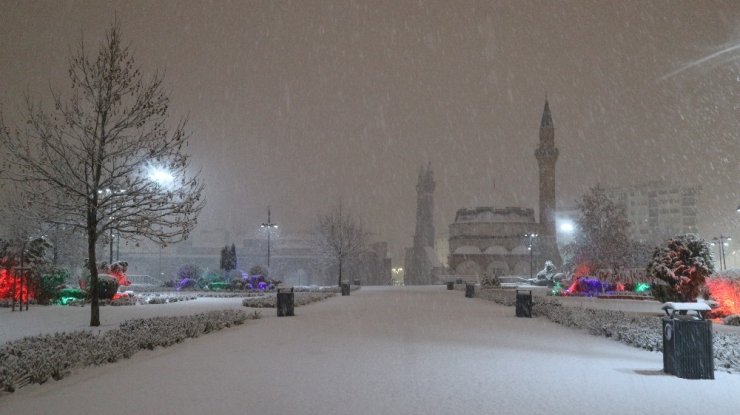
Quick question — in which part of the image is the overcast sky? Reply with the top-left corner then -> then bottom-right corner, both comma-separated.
1,0 -> 738,262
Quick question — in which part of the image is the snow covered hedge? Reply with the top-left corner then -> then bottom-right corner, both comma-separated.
242,292 -> 336,308
478,288 -> 740,373
0,310 -> 249,393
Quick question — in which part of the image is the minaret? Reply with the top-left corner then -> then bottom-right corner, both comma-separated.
534,100 -> 562,266
407,163 -> 435,285
414,163 -> 435,249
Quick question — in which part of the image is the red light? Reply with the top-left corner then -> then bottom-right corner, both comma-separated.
706,278 -> 740,317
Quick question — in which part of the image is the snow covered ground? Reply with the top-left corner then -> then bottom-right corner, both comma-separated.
2,286 -> 739,414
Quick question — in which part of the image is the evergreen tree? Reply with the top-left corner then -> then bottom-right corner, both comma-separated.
647,234 -> 714,302
563,185 -> 632,274
229,243 -> 237,271
219,246 -> 228,270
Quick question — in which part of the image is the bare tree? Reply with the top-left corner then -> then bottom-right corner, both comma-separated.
563,185 -> 632,274
0,23 -> 205,326
315,203 -> 370,287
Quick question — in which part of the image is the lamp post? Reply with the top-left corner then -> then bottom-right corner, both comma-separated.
261,208 -> 278,268
712,235 -> 732,271
525,233 -> 538,278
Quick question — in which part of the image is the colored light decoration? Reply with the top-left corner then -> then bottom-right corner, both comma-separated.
635,283 -> 651,293
0,269 -> 34,301
551,282 -> 563,295
573,263 -> 591,279
705,277 -> 740,317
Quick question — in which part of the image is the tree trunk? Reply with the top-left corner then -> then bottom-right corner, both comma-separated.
337,259 -> 343,287
88,212 -> 100,327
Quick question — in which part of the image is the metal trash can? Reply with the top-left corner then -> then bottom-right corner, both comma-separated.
276,286 -> 295,317
341,282 -> 350,296
661,302 -> 714,379
465,283 -> 475,298
446,281 -> 454,290
515,290 -> 532,318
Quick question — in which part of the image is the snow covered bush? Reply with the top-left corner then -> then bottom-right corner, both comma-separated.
646,234 -> 714,302
33,269 -> 69,305
242,292 -> 335,308
477,288 -> 740,372
176,264 -> 202,282
480,274 -> 500,288
249,265 -> 268,278
82,273 -> 119,300
724,315 -> 740,326
0,310 -> 249,393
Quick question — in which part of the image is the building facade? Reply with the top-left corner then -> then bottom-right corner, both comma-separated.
446,100 -> 562,278
603,182 -> 701,245
448,207 -> 540,277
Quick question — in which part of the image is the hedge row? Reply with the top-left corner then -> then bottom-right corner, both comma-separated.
477,288 -> 740,373
0,310 -> 249,393
242,292 -> 336,308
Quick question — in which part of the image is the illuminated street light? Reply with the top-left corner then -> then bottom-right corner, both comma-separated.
559,221 -> 574,234
711,235 -> 732,271
525,233 -> 538,278
147,166 -> 174,186
260,207 -> 278,268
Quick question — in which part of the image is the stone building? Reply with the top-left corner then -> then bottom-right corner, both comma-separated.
448,207 -> 539,277
404,163 -> 443,285
447,100 -> 562,278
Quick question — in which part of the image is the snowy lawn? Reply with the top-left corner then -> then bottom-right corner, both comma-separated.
1,286 -> 739,414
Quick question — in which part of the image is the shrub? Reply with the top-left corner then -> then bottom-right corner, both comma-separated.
176,264 -> 202,281
204,271 -> 223,283
249,265 -> 268,278
58,288 -> 87,305
0,310 -> 248,393
230,277 -> 245,290
724,315 -> 740,326
176,278 -> 197,290
480,273 -> 500,288
208,282 -> 229,291
80,274 -> 119,300
33,269 -> 69,305
646,234 -> 714,302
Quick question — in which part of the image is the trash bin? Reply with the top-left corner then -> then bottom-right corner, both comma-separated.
456,278 -> 463,284
465,283 -> 475,298
353,279 -> 361,286
515,290 -> 532,318
341,282 -> 350,296
661,302 -> 714,379
446,281 -> 454,290
276,286 -> 295,317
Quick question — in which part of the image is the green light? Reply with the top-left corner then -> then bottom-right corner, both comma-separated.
551,282 -> 563,295
635,283 -> 650,293
60,296 -> 76,305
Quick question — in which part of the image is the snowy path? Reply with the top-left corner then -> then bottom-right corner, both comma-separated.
2,286 -> 739,414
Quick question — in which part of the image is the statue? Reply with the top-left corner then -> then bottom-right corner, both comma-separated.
527,261 -> 565,287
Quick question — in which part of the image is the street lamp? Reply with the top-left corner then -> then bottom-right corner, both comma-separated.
260,207 -> 278,268
711,235 -> 732,271
525,233 -> 538,278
